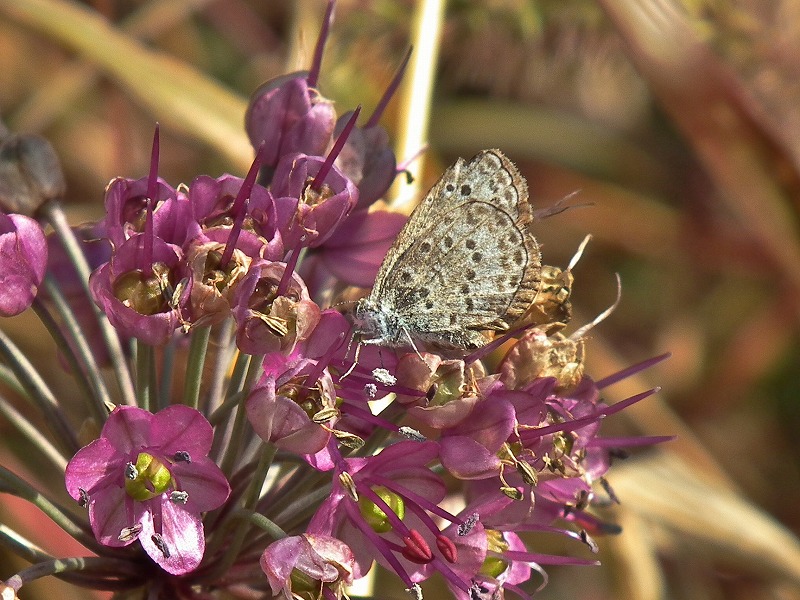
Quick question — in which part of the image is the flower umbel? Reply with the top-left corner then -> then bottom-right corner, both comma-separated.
0,3 -> 670,599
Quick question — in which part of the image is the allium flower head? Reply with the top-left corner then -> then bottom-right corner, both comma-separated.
0,3 -> 672,599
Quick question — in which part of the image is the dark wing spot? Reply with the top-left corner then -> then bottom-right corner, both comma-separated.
514,249 -> 524,265
443,235 -> 453,248
419,242 -> 431,253
472,252 -> 482,263
465,298 -> 474,311
465,239 -> 476,250
460,184 -> 472,196
465,269 -> 476,281
445,184 -> 455,192
401,271 -> 412,283
425,300 -> 434,309
461,284 -> 470,294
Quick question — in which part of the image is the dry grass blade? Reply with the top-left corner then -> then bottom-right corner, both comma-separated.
0,0 -> 251,170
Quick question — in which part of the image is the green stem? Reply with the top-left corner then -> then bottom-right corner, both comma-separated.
207,443 -> 276,580
41,277 -> 112,420
134,341 -> 154,411
158,336 -> 176,410
0,363 -> 25,396
206,318 -> 235,413
209,350 -> 250,461
182,325 -> 211,409
269,483 -> 332,534
0,327 -> 78,454
30,299 -> 96,408
219,354 -> 263,477
40,201 -> 136,406
0,531 -> 140,590
0,466 -> 101,552
0,391 -> 67,472
233,510 -> 286,540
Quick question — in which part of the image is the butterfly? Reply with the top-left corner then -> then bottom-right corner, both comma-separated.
352,149 -> 541,353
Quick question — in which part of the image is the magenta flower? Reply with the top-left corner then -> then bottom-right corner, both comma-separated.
246,350 -> 336,455
260,533 -> 355,599
187,173 -> 283,260
102,175 -> 197,249
271,152 -> 359,249
232,259 -> 321,355
65,405 -> 230,575
0,211 -> 47,316
244,0 -> 337,174
89,233 -> 191,344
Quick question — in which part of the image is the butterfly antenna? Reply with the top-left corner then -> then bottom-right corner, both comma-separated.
571,273 -> 622,340
568,234 -> 592,271
533,189 -> 592,220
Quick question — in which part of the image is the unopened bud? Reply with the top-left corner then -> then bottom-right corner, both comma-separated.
0,134 -> 65,215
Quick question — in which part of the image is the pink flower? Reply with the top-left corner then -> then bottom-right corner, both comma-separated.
260,533 -> 355,599
0,211 -> 47,316
89,233 -> 191,345
65,405 -> 230,575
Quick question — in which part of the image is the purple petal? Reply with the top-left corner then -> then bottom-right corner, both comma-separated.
171,456 -> 230,513
101,405 -> 153,454
150,404 -> 214,456
140,499 -> 204,575
65,437 -> 119,501
89,485 -> 136,547
440,436 -> 502,480
9,214 -> 47,283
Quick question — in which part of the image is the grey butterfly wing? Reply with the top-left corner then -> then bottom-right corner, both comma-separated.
370,150 -> 541,349
372,150 -> 532,295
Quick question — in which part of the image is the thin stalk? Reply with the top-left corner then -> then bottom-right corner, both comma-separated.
30,298 -> 96,407
206,318 -> 235,413
0,392 -> 67,472
269,484 -> 332,534
182,325 -> 211,409
41,201 -> 136,405
219,355 -> 264,477
0,466 -> 100,552
207,443 -> 276,580
157,336 -> 176,410
134,341 -> 154,411
0,327 -> 78,454
233,510 -> 286,541
258,466 -> 323,521
0,363 -> 25,396
1,549 -> 140,592
210,350 -> 250,461
41,277 -> 112,420
208,389 -> 245,427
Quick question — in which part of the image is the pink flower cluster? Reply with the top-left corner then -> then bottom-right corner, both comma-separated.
0,2 -> 669,599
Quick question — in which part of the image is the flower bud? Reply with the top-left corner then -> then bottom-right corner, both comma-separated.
0,134 -> 65,215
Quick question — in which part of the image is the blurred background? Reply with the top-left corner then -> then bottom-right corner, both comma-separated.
1,0 -> 799,598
